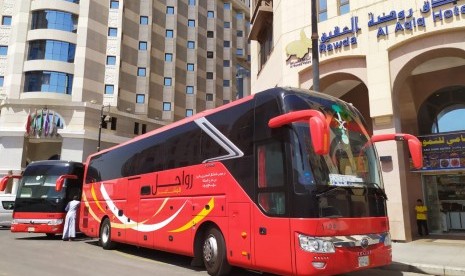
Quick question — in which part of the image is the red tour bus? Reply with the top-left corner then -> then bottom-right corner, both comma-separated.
79,87 -> 422,276
0,160 -> 84,237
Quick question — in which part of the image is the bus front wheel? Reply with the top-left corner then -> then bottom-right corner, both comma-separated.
100,218 -> 116,250
202,227 -> 230,276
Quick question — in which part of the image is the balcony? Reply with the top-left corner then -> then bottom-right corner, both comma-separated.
249,0 -> 272,41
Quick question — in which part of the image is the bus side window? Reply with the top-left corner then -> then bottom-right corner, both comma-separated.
257,142 -> 286,215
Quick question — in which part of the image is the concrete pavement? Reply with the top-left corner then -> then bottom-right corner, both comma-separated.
384,235 -> 465,275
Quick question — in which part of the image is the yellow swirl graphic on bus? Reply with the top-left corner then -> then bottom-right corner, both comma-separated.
169,198 -> 215,233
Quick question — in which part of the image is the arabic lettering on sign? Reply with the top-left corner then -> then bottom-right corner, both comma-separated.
417,132 -> 465,171
319,16 -> 360,53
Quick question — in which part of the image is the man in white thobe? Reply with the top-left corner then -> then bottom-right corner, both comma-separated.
62,196 -> 80,241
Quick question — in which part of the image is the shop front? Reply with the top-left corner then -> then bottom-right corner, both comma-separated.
419,132 -> 465,234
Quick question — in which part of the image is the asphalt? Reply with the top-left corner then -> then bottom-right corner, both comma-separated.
384,234 -> 465,275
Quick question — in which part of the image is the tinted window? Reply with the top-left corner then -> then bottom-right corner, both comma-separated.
31,10 -> 78,33
28,40 -> 76,62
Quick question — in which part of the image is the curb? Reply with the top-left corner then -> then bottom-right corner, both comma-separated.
383,262 -> 465,276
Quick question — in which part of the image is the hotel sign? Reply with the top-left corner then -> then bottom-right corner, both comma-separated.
418,132 -> 465,171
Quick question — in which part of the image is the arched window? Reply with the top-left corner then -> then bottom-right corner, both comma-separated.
432,104 -> 465,133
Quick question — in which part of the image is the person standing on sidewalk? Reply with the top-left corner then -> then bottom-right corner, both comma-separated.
62,196 -> 80,241
415,199 -> 428,236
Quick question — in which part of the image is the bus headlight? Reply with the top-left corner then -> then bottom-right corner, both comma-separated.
382,232 -> 392,246
298,234 -> 335,253
47,219 -> 63,225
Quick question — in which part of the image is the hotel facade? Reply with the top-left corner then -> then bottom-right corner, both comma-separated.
250,0 -> 465,241
0,0 -> 250,176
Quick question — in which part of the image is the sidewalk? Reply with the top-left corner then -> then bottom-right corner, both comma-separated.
384,235 -> 465,275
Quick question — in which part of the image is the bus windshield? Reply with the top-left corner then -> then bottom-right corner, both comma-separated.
284,92 -> 385,218
17,165 -> 67,199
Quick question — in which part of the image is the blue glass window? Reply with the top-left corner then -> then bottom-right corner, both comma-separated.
207,11 -> 214,18
163,102 -> 171,111
140,16 -> 148,25
223,80 -> 230,87
137,67 -> 146,77
108,27 -> 117,37
236,48 -> 243,55
223,60 -> 230,67
187,63 -> 194,71
24,71 -> 74,94
0,46 -> 8,55
224,41 -> 230,47
186,86 -> 194,94
2,16 -> 12,26
107,56 -> 116,65
188,0 -> 195,5
236,13 -> 244,20
136,94 -> 145,103
166,29 -> 173,38
28,40 -> 76,62
187,41 -> 195,49
165,53 -> 173,61
188,20 -> 195,27
164,77 -> 172,86
64,0 -> 80,3
186,109 -> 193,117
166,6 -> 174,14
206,93 -> 213,101
0,76 -> 4,87
31,10 -> 78,33
139,41 -> 147,50
319,0 -> 328,22
224,3 -> 231,9
110,0 -> 119,9
224,22 -> 230,28
339,0 -> 350,15
105,84 -> 114,94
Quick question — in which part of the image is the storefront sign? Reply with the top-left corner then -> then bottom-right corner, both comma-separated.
418,132 -> 465,170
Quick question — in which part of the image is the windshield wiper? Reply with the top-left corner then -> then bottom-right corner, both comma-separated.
314,186 -> 348,198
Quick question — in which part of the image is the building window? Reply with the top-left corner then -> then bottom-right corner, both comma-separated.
24,71 -> 74,94
236,48 -> 243,56
134,122 -> 139,135
207,11 -> 214,18
186,109 -> 193,117
166,29 -> 174,38
236,13 -> 244,20
237,30 -> 243,37
223,80 -> 230,87
187,41 -> 195,49
110,117 -> 117,130
186,86 -> 194,94
339,0 -> 350,15
207,51 -> 214,58
207,31 -> 214,38
166,6 -> 174,14
187,63 -> 194,71
142,124 -> 147,134
206,93 -> 213,101
206,72 -> 213,79
139,41 -> 147,50
224,41 -> 230,47
258,25 -> 273,72
0,45 -> 8,55
163,102 -> 171,111
223,60 -> 230,67
0,76 -> 4,87
318,0 -> 328,22
165,53 -> 173,61
106,56 -> 116,65
108,27 -> 117,37
31,10 -> 78,33
224,22 -> 230,28
2,16 -> 12,26
110,0 -> 119,9
188,0 -> 196,5
224,3 -> 231,9
28,40 -> 76,62
140,16 -> 149,25
137,67 -> 146,77
164,77 -> 172,86
188,19 -> 195,27
105,84 -> 114,94
136,94 -> 145,103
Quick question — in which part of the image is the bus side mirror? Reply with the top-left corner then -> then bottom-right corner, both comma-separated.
0,175 -> 22,191
371,133 -> 423,169
56,175 -> 78,192
268,110 -> 329,155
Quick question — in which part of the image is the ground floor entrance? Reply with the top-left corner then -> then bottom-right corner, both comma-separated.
423,174 -> 465,235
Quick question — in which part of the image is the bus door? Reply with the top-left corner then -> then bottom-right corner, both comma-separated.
126,176 -> 142,245
253,141 -> 292,274
228,202 -> 252,266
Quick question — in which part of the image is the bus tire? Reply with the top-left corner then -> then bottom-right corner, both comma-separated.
45,233 -> 55,239
99,218 -> 116,250
202,227 -> 231,276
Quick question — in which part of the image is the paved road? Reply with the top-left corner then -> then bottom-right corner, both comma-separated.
0,227 -> 426,276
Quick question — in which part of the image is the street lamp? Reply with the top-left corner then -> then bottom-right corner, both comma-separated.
311,0 -> 320,91
96,104 -> 111,152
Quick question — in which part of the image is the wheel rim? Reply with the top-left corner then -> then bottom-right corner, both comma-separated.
203,234 -> 218,265
102,224 -> 110,243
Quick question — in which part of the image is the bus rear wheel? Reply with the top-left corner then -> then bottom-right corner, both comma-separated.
45,233 -> 55,239
202,227 -> 230,276
100,218 -> 116,250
